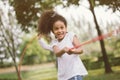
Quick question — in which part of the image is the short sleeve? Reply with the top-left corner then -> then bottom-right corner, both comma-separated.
50,39 -> 58,48
68,32 -> 75,42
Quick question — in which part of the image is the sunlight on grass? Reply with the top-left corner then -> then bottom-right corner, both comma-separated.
0,65 -> 120,80
21,66 -> 57,80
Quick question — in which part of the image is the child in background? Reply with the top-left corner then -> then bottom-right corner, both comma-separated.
38,10 -> 88,80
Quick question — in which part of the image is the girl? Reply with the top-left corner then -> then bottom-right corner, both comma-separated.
38,10 -> 88,80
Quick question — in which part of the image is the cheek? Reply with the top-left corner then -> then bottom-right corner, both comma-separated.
52,30 -> 57,35
64,28 -> 67,31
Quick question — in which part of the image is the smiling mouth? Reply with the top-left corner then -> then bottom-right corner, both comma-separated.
56,33 -> 61,38
58,32 -> 64,36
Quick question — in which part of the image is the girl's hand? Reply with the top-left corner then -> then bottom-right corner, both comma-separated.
67,48 -> 76,55
37,34 -> 43,39
68,48 -> 83,55
62,47 -> 70,53
53,46 -> 70,57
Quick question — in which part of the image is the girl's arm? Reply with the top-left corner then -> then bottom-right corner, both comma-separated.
53,45 -> 69,57
38,34 -> 53,51
68,35 -> 83,54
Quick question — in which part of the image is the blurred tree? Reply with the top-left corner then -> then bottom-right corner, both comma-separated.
88,0 -> 113,73
0,0 -> 23,80
9,0 -> 62,32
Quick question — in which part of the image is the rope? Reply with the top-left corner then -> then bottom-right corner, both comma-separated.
18,35 -> 38,80
70,28 -> 120,50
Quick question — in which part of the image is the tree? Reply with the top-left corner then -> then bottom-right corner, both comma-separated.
88,0 -> 113,73
10,0 -> 62,32
0,0 -> 23,80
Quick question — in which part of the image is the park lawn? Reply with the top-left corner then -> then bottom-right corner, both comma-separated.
0,65 -> 120,80
84,66 -> 120,80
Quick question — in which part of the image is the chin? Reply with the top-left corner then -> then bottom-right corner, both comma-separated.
58,37 -> 63,41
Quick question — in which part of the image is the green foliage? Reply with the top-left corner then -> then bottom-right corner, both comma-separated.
67,0 -> 79,6
113,39 -> 120,56
19,35 -> 55,65
82,59 -> 104,70
105,38 -> 120,57
110,57 -> 120,66
82,55 -> 120,70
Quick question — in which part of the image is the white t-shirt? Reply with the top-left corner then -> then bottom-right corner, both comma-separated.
50,32 -> 88,80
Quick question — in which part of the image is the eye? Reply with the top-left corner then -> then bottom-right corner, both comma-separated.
53,27 -> 58,31
61,26 -> 63,28
61,26 -> 65,29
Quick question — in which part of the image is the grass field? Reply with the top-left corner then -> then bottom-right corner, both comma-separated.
0,62 -> 120,80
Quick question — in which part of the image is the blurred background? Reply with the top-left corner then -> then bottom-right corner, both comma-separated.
0,0 -> 120,80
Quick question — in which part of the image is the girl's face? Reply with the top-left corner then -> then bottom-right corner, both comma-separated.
52,20 -> 67,41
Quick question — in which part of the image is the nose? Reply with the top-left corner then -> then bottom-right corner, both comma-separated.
58,29 -> 62,32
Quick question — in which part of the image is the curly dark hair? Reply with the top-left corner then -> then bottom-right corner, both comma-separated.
37,10 -> 67,35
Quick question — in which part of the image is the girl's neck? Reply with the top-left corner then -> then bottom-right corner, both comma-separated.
57,32 -> 68,42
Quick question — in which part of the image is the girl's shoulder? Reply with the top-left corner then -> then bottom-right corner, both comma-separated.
67,31 -> 75,35
67,32 -> 75,38
66,32 -> 75,41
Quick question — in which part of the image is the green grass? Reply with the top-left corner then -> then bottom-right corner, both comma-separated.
84,66 -> 120,80
0,65 -> 120,80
